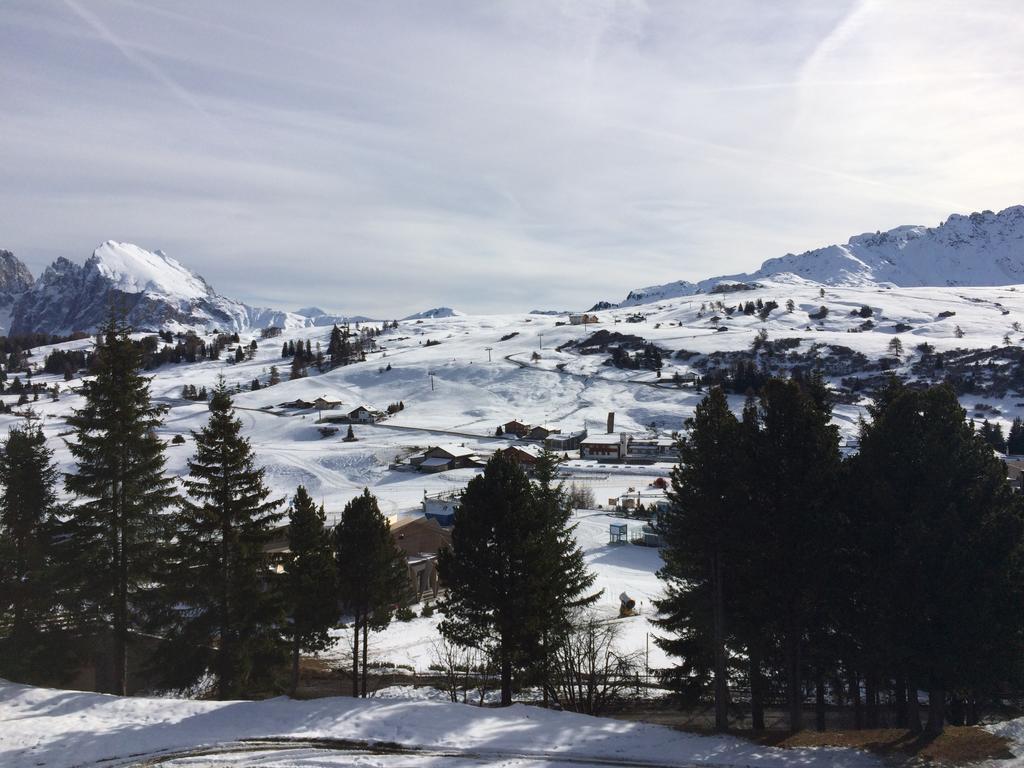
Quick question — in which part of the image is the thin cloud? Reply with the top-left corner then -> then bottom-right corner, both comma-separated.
2,1 -> 1022,316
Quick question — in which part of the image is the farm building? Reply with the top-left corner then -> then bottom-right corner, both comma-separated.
314,396 -> 343,410
502,419 -> 530,438
390,516 -> 451,600
526,424 -> 560,441
281,398 -> 315,409
348,405 -> 384,423
1006,458 -> 1024,492
494,444 -> 543,469
410,444 -> 485,473
544,429 -> 588,452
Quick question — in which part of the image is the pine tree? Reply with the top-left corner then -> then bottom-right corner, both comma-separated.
0,423 -> 63,682
333,489 -> 409,697
327,325 -> 343,366
158,380 -> 285,698
269,365 -> 281,386
655,387 -> 744,731
748,378 -> 842,732
531,451 -> 599,704
888,336 -> 903,359
63,316 -> 177,695
1008,417 -> 1024,455
438,452 -> 596,706
283,486 -> 337,695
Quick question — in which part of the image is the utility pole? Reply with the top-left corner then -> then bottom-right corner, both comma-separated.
485,346 -> 493,362
538,334 -> 544,350
428,371 -> 436,391
646,632 -> 650,688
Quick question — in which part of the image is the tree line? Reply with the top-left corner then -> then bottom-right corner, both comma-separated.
656,378 -> 1024,735
0,318 -> 413,699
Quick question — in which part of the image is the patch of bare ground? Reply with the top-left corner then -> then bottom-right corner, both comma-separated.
752,727 -> 1014,766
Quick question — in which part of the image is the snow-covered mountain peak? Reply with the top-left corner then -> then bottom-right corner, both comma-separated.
613,204 -> 1024,308
6,241 -> 381,335
88,241 -> 211,301
403,307 -> 462,320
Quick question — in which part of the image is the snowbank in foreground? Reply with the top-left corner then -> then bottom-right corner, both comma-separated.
0,681 -> 879,768
986,718 -> 1024,765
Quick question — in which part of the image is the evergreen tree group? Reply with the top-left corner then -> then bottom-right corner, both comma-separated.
656,379 -> 1024,735
0,318 -> 417,701
155,381 -> 286,699
0,422 -> 64,681
63,317 -> 179,695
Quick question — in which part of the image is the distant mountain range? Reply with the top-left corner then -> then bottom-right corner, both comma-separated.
0,242 -> 371,336
602,204 -> 1024,308
6,204 -> 1024,335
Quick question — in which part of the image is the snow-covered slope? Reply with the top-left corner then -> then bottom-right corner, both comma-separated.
616,205 -> 1024,307
8,242 -> 356,335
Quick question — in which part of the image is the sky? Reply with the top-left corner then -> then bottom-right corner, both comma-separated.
2,1 -> 1024,317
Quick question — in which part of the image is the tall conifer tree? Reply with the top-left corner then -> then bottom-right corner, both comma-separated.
160,380 -> 285,699
284,485 -> 337,695
0,422 -> 62,682
530,451 -> 599,701
64,316 -> 177,695
438,452 -> 597,706
333,489 -> 409,697
655,387 -> 745,731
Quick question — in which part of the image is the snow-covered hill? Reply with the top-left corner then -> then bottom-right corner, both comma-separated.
615,205 -> 1024,307
7,242 -> 367,335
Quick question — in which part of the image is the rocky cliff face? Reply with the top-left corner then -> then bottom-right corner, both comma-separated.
10,243 -> 244,335
0,250 -> 34,306
0,250 -> 35,332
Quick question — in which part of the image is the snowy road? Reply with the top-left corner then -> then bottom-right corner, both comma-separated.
106,737 -> 740,767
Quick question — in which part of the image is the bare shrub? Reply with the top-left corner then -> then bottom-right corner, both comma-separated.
546,613 -> 641,715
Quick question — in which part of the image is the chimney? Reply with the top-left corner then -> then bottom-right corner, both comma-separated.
607,412 -> 615,434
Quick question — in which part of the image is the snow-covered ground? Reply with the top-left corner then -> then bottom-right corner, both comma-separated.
987,718 -> 1024,767
0,680 -> 880,768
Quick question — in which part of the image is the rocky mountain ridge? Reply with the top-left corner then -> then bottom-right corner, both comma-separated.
1,242 -> 365,336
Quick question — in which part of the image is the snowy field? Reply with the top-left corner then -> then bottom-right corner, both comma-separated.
0,680 -> 881,768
